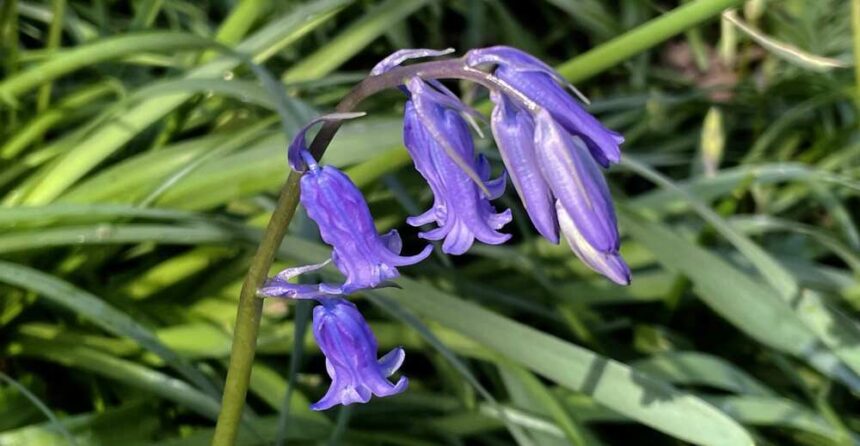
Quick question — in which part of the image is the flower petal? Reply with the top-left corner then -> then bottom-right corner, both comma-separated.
299,165 -> 429,291
490,91 -> 559,243
467,46 -> 622,167
377,347 -> 406,377
403,87 -> 512,255
534,110 -> 619,252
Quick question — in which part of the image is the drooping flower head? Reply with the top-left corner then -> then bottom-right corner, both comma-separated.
260,46 -> 633,411
373,50 -> 512,255
310,298 -> 408,410
262,117 -> 421,411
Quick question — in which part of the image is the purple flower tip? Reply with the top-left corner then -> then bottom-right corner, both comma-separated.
310,298 -> 408,410
557,200 -> 630,285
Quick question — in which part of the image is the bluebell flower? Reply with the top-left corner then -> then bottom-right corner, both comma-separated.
372,51 -> 513,255
261,118 -> 432,299
402,77 -> 511,255
301,162 -> 432,292
467,45 -> 624,167
259,46 -> 635,412
309,298 -> 408,410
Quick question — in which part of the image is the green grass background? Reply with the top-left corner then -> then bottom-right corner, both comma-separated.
0,0 -> 859,444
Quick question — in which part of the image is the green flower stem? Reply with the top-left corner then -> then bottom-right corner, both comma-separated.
211,173 -> 302,446
852,0 -> 860,109
557,0 -> 744,83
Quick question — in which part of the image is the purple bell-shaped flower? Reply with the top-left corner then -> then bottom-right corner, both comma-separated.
310,298 -> 408,410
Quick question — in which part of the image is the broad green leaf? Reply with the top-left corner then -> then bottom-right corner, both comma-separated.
632,352 -> 774,396
706,396 -> 851,443
563,394 -> 846,442
620,211 -> 860,391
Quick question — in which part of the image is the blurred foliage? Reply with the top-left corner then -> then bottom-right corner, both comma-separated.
0,0 -> 859,445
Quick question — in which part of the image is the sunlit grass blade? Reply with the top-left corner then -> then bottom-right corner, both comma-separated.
723,9 -> 848,71
283,0 -> 430,82
0,32 -> 216,101
13,0 -> 352,205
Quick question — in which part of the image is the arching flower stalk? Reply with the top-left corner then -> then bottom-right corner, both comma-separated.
259,46 -> 630,411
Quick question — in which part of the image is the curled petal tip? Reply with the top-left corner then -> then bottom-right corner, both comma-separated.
288,112 -> 367,171
378,347 -> 406,376
275,259 -> 331,280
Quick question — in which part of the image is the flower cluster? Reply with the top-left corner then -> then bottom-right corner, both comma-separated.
260,46 -> 629,410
